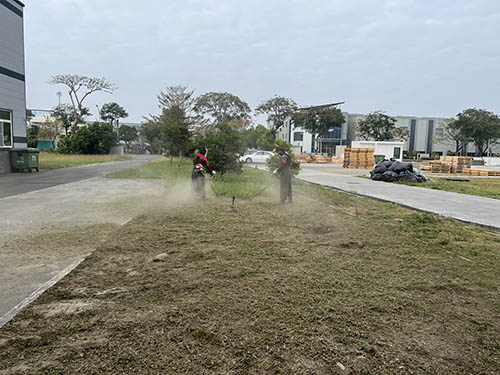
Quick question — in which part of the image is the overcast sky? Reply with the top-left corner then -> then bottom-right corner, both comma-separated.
22,0 -> 500,123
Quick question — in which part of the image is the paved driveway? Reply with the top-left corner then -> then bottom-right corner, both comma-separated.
0,155 -> 156,199
0,156 -> 165,328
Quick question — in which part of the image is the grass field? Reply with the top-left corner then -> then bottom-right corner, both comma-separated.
39,152 -> 130,170
108,158 -> 276,200
0,160 -> 499,374
397,177 -> 500,200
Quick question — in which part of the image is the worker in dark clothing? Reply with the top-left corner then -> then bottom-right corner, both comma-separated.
192,147 -> 215,199
275,147 -> 293,204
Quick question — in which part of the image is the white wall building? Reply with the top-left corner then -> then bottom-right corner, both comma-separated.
277,111 -> 500,157
0,0 -> 26,173
351,140 -> 405,162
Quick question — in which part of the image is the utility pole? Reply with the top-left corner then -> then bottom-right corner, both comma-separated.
116,118 -> 120,141
56,92 -> 62,106
96,105 -> 101,123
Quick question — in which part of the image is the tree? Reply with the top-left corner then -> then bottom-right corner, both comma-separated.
38,119 -> 60,149
450,108 -> 500,156
49,74 -> 115,133
26,109 -> 34,123
193,120 -> 245,175
292,105 -> 345,151
68,122 -> 117,154
119,124 -> 138,149
143,86 -> 196,156
27,125 -> 39,148
52,104 -> 89,136
100,102 -> 128,124
255,96 -> 298,132
355,111 -> 398,141
194,92 -> 251,125
140,120 -> 165,154
162,106 -> 192,158
293,105 -> 345,137
243,124 -> 274,150
158,85 -> 195,113
434,118 -> 468,155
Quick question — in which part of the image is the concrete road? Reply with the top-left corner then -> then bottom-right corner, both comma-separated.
0,156 -> 166,328
297,167 -> 500,230
0,155 -> 156,199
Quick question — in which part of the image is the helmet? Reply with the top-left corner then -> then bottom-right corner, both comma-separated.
199,147 -> 207,155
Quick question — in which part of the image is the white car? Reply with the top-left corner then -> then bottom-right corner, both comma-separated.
240,151 -> 274,164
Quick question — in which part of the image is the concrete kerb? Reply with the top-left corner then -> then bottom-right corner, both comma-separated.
0,256 -> 88,329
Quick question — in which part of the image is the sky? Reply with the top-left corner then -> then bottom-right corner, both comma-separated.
22,0 -> 500,123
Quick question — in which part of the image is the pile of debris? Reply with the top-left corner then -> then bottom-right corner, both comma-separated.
370,160 -> 429,183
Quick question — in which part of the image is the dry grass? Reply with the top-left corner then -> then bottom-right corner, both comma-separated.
0,170 -> 499,374
40,152 -> 130,170
397,177 -> 500,199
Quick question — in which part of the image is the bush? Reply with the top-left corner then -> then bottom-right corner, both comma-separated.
57,122 -> 118,154
193,121 -> 245,175
55,135 -> 72,154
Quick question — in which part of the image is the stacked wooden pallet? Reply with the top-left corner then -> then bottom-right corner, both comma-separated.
331,156 -> 343,164
420,165 -> 432,172
429,161 -> 448,173
295,155 -> 313,163
463,168 -> 500,176
310,155 -> 330,164
440,156 -> 472,173
343,148 -> 375,169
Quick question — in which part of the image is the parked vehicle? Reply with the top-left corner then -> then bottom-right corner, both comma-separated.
240,151 -> 274,164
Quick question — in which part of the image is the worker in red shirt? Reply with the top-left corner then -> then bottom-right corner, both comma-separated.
192,147 -> 215,199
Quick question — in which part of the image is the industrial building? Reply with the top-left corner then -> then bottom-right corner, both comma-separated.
278,111 -> 500,157
0,0 -> 27,173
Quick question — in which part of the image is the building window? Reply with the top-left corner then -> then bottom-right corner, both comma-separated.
293,132 -> 304,141
326,127 -> 342,139
0,110 -> 13,148
394,147 -> 401,159
435,128 -> 444,136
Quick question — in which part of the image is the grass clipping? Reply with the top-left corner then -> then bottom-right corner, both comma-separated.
1,163 -> 499,374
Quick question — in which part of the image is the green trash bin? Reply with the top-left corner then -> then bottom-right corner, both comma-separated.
10,148 -> 28,172
374,154 -> 385,164
10,148 -> 39,172
26,148 -> 40,172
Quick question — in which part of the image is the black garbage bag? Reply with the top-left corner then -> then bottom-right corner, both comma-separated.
372,173 -> 384,181
381,171 -> 399,182
399,170 -> 417,182
379,160 -> 394,169
373,164 -> 388,174
389,162 -> 413,173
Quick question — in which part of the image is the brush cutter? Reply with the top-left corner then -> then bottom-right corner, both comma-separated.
250,179 -> 278,200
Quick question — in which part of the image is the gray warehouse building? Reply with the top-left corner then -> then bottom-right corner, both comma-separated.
0,0 -> 27,173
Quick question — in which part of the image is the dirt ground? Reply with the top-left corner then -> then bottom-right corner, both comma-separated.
0,178 -> 498,374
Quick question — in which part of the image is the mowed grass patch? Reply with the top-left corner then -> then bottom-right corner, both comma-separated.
108,158 -> 276,200
397,177 -> 500,199
212,167 -> 276,199
0,173 -> 499,374
39,152 -> 130,170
